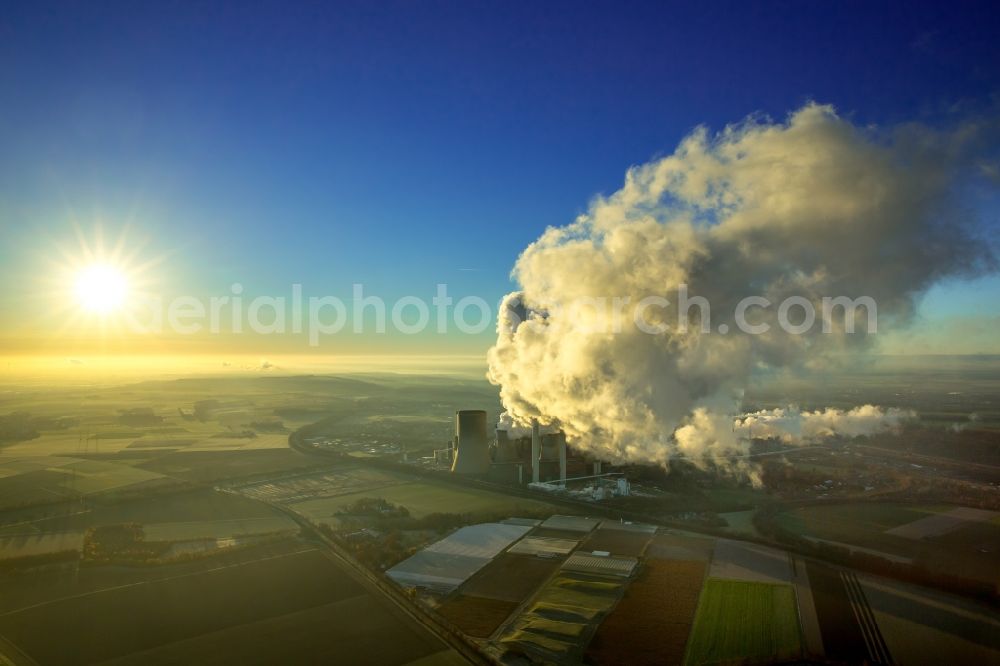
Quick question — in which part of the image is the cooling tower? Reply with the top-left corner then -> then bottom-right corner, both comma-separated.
451,410 -> 491,475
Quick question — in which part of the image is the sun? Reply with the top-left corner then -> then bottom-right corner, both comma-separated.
74,263 -> 130,313
40,223 -> 163,342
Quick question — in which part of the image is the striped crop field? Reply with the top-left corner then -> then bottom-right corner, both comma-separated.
683,579 -> 801,665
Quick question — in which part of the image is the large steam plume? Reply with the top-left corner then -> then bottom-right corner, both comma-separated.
488,104 -> 996,477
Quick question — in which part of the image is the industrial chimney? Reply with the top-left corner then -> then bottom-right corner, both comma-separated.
451,410 -> 491,475
531,420 -> 541,483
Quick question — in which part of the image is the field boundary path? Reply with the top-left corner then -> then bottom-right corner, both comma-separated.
790,556 -> 824,658
0,634 -> 37,666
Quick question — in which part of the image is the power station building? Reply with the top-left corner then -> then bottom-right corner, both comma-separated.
447,410 -> 609,489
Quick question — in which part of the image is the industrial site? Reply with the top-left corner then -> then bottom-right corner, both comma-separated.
0,367 -> 997,665
439,409 -> 628,499
382,410 -> 996,664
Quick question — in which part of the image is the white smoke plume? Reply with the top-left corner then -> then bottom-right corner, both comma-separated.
949,411 -> 980,433
496,410 -> 558,439
487,104 -> 996,478
734,405 -> 914,443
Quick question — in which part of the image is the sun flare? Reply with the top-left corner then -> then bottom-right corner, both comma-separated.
73,263 -> 130,314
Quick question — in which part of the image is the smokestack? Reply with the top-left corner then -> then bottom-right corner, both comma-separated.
494,428 -> 519,463
559,436 -> 567,484
451,410 -> 491,475
531,420 -> 540,483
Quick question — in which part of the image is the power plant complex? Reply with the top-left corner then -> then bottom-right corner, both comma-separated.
441,409 -> 629,497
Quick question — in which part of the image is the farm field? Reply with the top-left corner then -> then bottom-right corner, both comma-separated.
0,539 -> 305,614
230,466 -> 403,504
886,507 -> 998,539
529,527 -> 585,540
719,510 -> 761,537
0,373 -> 495,514
805,561 -> 873,663
0,488 -> 293,536
0,530 -> 82,559
0,378 -> 335,512
709,539 -> 792,584
645,533 -> 715,561
142,516 -> 295,541
775,503 -> 936,539
859,573 -> 1000,665
581,525 -> 654,557
499,570 -> 628,662
586,559 -> 707,666
0,540 -> 456,665
683,579 -> 801,665
436,595 -> 520,638
790,556 -> 824,657
458,553 -> 562,603
291,480 -> 559,525
135,448 -> 316,483
775,502 -> 1000,585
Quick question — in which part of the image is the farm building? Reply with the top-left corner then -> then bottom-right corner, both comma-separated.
507,536 -> 578,557
562,552 -> 638,577
387,522 -> 532,593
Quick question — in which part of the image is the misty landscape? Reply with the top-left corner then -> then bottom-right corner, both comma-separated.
0,356 -> 997,664
2,2 -> 999,665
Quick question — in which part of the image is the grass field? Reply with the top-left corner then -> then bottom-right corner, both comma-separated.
292,480 -> 559,524
436,594 -> 520,638
776,503 -> 939,539
683,579 -> 801,666
587,559 -> 706,665
142,516 -> 295,540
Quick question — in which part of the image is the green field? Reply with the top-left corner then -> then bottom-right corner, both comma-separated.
292,480 -> 560,524
775,503 -> 939,538
683,579 -> 801,666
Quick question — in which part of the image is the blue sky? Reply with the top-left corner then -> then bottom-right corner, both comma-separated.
0,1 -> 998,355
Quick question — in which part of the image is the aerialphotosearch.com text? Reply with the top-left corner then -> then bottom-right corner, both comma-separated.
116,283 -> 878,345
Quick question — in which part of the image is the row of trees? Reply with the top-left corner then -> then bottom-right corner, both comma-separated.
82,523 -> 170,563
0,412 -> 76,443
